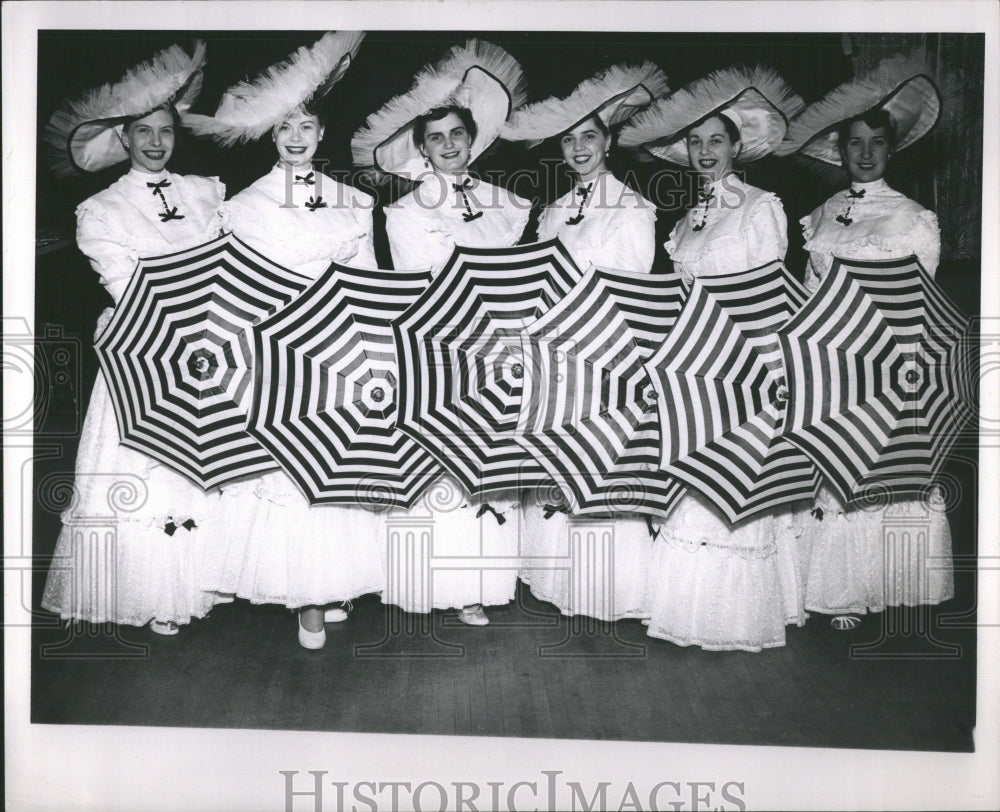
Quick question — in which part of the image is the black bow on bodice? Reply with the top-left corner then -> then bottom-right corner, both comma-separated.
452,177 -> 483,222
565,182 -> 593,226
836,187 -> 866,226
147,179 -> 185,221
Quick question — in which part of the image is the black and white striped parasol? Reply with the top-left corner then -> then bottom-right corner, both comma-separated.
516,266 -> 688,518
778,255 -> 975,503
393,240 -> 582,496
248,263 -> 444,509
95,233 -> 310,490
645,260 -> 821,524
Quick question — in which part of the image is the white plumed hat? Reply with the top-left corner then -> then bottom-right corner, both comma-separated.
775,51 -> 945,164
502,61 -> 670,148
185,31 -> 364,146
618,64 -> 804,165
351,39 -> 527,180
44,40 -> 207,177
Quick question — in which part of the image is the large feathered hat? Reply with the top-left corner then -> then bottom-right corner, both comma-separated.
618,65 -> 805,165
352,39 -> 527,180
44,40 -> 207,177
502,61 -> 670,147
775,52 -> 944,164
185,31 -> 364,146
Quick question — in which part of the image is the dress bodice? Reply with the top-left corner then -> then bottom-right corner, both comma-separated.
800,178 -> 940,292
385,173 -> 530,275
665,174 -> 788,284
538,172 -> 656,274
222,164 -> 377,279
76,168 -> 225,303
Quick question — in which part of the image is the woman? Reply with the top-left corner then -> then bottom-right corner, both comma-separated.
501,61 -> 670,620
352,40 -> 530,625
188,31 -> 382,649
780,55 -> 953,628
618,66 -> 808,650
41,42 -> 226,635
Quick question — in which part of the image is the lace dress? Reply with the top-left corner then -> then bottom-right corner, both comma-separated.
645,173 -> 806,651
798,178 -> 953,614
197,165 -> 386,609
42,168 -> 227,626
383,172 -> 531,611
520,172 -> 660,620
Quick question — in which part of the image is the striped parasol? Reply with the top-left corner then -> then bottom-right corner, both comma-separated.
248,263 -> 443,509
515,266 -> 688,518
777,255 -> 975,503
645,260 -> 821,524
393,240 -> 583,496
95,233 -> 310,490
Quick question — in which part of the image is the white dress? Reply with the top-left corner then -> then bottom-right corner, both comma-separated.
198,165 -> 386,609
383,172 -> 531,611
798,177 -> 953,614
646,173 -> 806,651
42,167 -> 227,626
520,172 -> 660,620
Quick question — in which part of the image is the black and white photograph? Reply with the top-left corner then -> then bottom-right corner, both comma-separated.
4,1 -> 999,810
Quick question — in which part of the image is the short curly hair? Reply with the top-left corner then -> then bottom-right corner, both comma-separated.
412,105 -> 478,147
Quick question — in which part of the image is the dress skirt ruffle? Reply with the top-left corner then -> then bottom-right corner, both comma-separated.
644,493 -> 801,652
41,375 -> 224,626
379,477 -> 520,613
199,470 -> 386,609
519,502 -> 655,621
798,486 -> 954,615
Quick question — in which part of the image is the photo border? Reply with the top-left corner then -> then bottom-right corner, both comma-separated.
4,2 -> 999,810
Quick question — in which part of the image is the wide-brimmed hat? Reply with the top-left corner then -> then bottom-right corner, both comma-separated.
185,31 -> 364,146
351,39 -> 526,180
502,61 -> 669,148
776,52 -> 942,164
44,41 -> 207,177
618,65 -> 804,165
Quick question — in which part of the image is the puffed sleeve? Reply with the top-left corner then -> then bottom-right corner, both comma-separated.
220,194 -> 271,254
664,219 -> 694,286
189,175 -> 226,211
75,201 -> 139,305
502,190 -> 532,246
351,191 -> 378,269
536,203 -> 559,243
614,205 -> 656,274
799,207 -> 825,293
385,202 -> 438,272
911,208 -> 941,277
746,192 -> 789,268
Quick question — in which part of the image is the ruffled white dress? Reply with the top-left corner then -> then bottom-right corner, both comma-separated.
646,174 -> 806,651
384,172 -> 531,611
798,178 -> 953,614
198,165 -> 386,609
42,168 -> 227,626
520,172 -> 661,620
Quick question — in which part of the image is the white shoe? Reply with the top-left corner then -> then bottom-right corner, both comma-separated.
150,620 -> 179,636
458,605 -> 489,626
324,605 -> 349,623
298,614 -> 326,650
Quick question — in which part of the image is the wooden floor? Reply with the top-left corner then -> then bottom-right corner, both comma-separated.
30,581 -> 977,750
